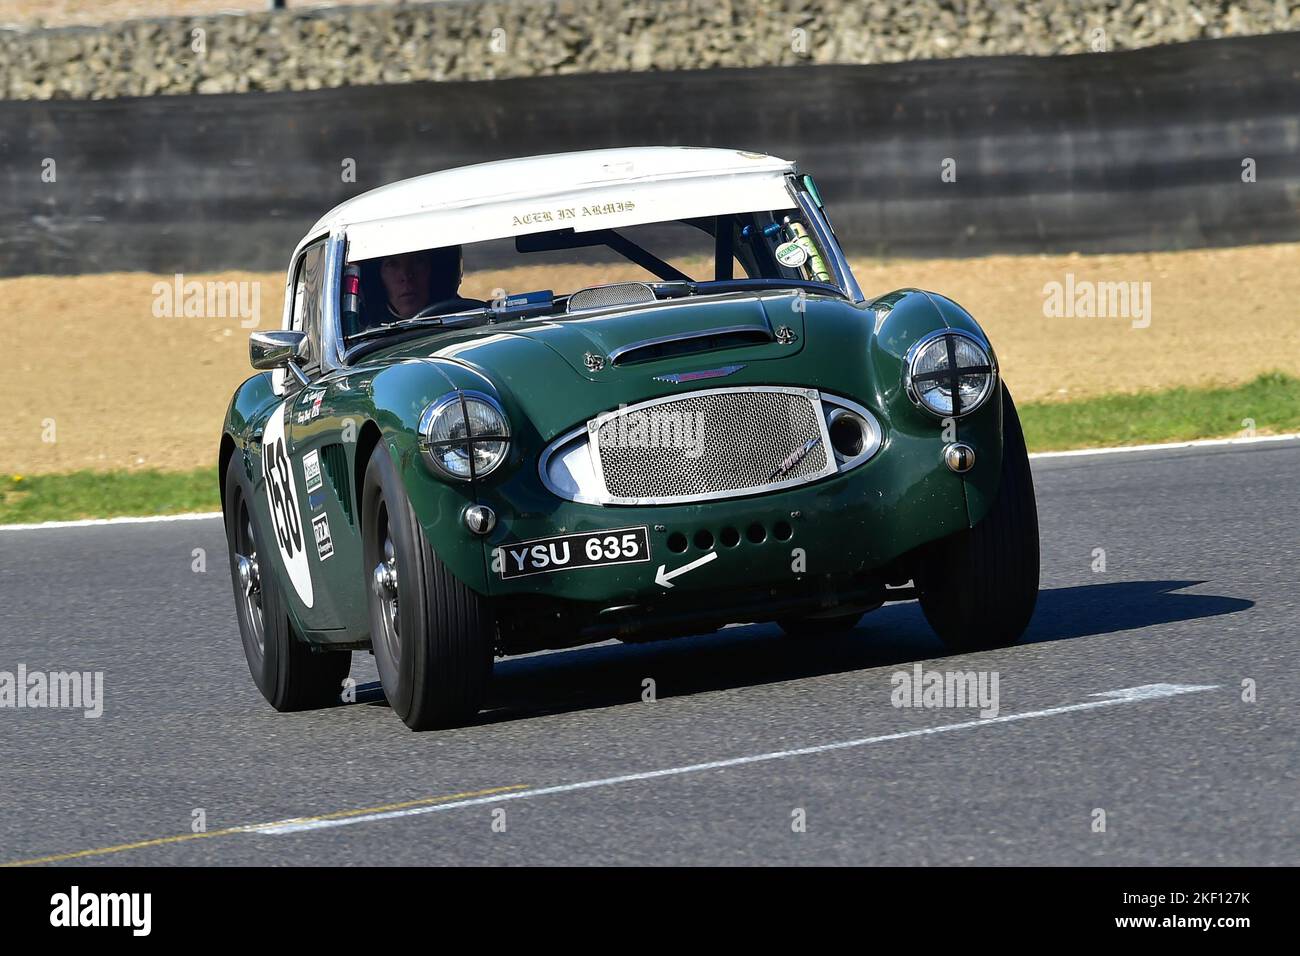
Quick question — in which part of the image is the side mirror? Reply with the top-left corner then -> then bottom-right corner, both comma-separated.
250,330 -> 310,384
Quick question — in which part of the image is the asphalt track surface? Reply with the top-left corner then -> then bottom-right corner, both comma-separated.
1,440 -> 1296,866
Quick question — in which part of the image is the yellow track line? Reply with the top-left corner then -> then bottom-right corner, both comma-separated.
1,784 -> 529,867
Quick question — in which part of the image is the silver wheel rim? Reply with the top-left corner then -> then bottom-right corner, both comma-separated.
372,504 -> 401,666
235,499 -> 264,656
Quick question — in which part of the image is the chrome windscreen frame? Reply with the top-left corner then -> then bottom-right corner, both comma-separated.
791,179 -> 865,304
318,229 -> 348,373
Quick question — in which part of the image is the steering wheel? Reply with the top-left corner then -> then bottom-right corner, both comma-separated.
408,297 -> 486,321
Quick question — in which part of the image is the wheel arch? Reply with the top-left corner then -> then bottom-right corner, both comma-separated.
353,419 -> 385,536
218,433 -> 238,519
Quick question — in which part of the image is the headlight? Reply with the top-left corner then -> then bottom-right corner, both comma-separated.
418,391 -> 511,480
904,330 -> 996,417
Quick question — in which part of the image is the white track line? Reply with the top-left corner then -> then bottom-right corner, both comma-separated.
1029,432 -> 1299,459
0,511 -> 222,532
251,683 -> 1216,837
3,431 -> 1295,532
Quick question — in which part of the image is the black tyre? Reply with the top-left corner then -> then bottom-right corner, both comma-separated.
361,445 -> 495,730
224,453 -> 351,711
777,612 -> 863,638
917,388 -> 1040,651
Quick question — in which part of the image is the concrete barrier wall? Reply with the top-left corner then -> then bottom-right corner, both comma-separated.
0,0 -> 1296,101
1,33 -> 1296,276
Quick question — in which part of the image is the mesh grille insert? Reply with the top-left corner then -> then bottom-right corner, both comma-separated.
593,389 -> 828,501
567,282 -> 657,312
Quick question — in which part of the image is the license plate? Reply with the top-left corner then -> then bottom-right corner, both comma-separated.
496,526 -> 651,579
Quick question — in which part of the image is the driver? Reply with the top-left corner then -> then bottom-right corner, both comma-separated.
371,245 -> 485,322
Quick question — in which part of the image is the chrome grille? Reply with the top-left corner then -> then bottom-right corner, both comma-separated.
590,387 -> 832,503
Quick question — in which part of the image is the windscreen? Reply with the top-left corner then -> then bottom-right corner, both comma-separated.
341,207 -> 845,342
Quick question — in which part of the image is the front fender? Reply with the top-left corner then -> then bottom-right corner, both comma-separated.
365,358 -> 499,595
865,288 -> 1005,528
220,371 -> 280,507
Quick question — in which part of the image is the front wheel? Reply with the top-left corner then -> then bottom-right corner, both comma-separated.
917,388 -> 1040,651
361,445 -> 495,730
224,453 -> 351,711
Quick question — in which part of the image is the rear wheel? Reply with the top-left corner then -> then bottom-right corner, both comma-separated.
917,389 -> 1040,651
224,453 -> 351,711
361,444 -> 495,730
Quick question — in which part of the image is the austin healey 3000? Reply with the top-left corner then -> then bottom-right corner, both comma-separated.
220,147 -> 1039,730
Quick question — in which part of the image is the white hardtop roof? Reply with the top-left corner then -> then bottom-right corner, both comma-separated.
305,147 -> 800,263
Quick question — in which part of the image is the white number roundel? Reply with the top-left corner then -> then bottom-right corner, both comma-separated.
261,401 -> 314,608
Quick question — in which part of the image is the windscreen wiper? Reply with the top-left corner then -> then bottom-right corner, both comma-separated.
348,309 -> 491,344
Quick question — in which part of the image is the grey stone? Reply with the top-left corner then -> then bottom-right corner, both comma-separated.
0,0 -> 1295,102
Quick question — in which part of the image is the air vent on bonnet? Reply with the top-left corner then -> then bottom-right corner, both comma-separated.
609,327 -> 773,366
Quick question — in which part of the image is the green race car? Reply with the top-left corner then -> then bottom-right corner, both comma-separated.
220,147 -> 1039,730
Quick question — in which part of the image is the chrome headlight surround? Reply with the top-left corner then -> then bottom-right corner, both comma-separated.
904,329 -> 997,418
418,390 -> 511,481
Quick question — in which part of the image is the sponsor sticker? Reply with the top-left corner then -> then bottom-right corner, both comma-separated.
303,449 -> 323,494
295,390 -> 326,425
312,512 -> 334,561
775,239 -> 810,268
495,527 -> 651,579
